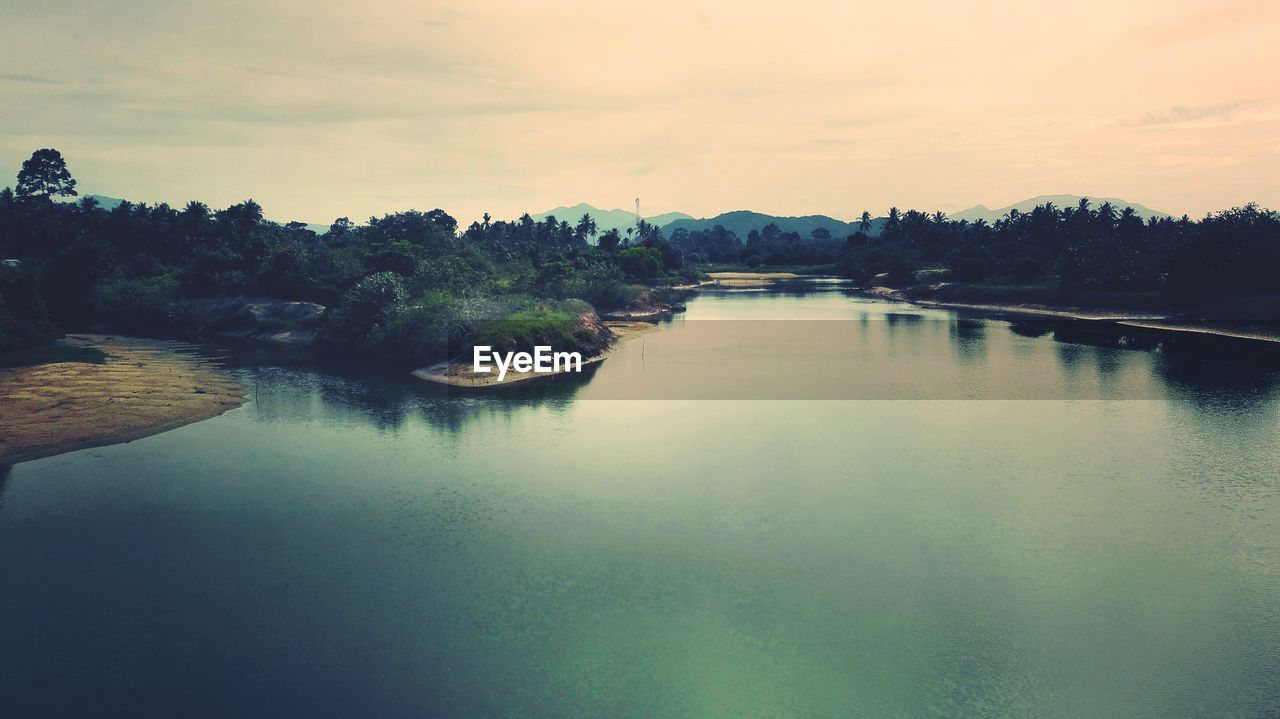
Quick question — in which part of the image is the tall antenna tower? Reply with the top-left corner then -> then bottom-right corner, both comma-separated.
635,197 -> 641,224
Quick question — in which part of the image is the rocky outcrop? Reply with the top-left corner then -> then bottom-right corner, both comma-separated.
600,289 -> 685,322
169,298 -> 325,345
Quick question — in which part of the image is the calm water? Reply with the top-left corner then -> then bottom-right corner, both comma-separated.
3,282 -> 1279,718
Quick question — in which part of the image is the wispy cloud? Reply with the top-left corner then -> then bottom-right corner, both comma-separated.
0,72 -> 57,85
1138,100 -> 1264,126
0,0 -> 1275,221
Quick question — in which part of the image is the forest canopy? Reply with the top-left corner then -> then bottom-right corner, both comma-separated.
2,149 -> 1278,359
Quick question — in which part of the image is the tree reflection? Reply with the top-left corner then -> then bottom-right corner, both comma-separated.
949,318 -> 987,364
232,357 -> 595,436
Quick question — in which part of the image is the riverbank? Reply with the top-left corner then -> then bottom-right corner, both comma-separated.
865,287 -> 1280,346
0,335 -> 244,465
706,271 -> 804,288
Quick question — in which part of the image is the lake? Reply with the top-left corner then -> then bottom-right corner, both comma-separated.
2,281 -> 1278,718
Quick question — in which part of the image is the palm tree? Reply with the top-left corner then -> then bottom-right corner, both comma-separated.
635,219 -> 657,244
1097,202 -> 1117,230
575,213 -> 598,244
884,207 -> 901,241
598,228 -> 622,252
481,212 -> 491,231
859,211 -> 872,233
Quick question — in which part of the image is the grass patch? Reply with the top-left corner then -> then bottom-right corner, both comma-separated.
468,302 -> 607,357
0,343 -> 108,368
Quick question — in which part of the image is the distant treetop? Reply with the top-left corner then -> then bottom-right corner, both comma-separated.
16,148 -> 78,200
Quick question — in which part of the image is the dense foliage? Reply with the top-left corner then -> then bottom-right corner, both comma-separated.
3,149 -> 1277,358
670,200 -> 1279,310
0,151 -> 700,361
834,202 -> 1280,311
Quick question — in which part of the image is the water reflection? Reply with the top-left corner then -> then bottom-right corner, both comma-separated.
949,318 -> 987,364
1008,321 -> 1052,339
237,364 -> 591,435
197,290 -> 1280,408
3,285 -> 1279,719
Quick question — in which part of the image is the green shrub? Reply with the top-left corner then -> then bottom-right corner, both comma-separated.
317,272 -> 407,357
467,301 -> 607,358
618,247 -> 662,279
0,265 -> 59,353
91,274 -> 179,333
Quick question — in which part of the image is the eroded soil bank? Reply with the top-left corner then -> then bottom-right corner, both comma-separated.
0,335 -> 244,465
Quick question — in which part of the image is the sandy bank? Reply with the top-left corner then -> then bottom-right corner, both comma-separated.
708,272 -> 803,279
873,290 -> 1280,346
909,297 -> 1167,321
707,271 -> 804,288
1115,320 -> 1280,345
0,335 -> 244,465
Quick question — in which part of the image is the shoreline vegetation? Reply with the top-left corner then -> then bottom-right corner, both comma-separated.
0,334 -> 243,466
412,292 -> 679,389
3,148 -> 1278,369
1,149 -> 708,374
863,286 -> 1280,347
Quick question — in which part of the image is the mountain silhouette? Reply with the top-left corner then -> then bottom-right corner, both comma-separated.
950,195 -> 1169,223
530,203 -> 692,236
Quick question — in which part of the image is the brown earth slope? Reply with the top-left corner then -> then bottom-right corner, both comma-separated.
0,335 -> 244,465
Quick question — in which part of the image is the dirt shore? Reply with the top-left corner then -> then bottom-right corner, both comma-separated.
707,271 -> 803,288
0,335 -> 244,466
892,293 -> 1280,345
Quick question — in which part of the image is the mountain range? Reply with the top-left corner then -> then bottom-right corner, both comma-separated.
949,195 -> 1170,223
530,203 -> 692,236
533,195 -> 1168,241
662,211 -> 883,240
73,193 -> 1170,243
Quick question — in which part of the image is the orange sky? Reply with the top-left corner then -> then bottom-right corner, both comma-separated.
2,0 -> 1277,224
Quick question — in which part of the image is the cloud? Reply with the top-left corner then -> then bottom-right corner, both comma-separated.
1137,100 -> 1265,126
1,0 -> 1276,222
0,72 -> 57,85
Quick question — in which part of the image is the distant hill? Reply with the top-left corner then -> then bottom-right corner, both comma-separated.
66,194 -> 329,233
662,210 -> 883,240
84,194 -> 125,210
950,195 -> 1170,223
531,203 -> 693,236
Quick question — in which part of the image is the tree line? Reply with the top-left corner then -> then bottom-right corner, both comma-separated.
3,148 -> 1278,357
670,200 -> 1279,310
0,149 -> 696,358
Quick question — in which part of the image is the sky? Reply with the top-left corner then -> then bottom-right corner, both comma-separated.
2,0 -> 1278,225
